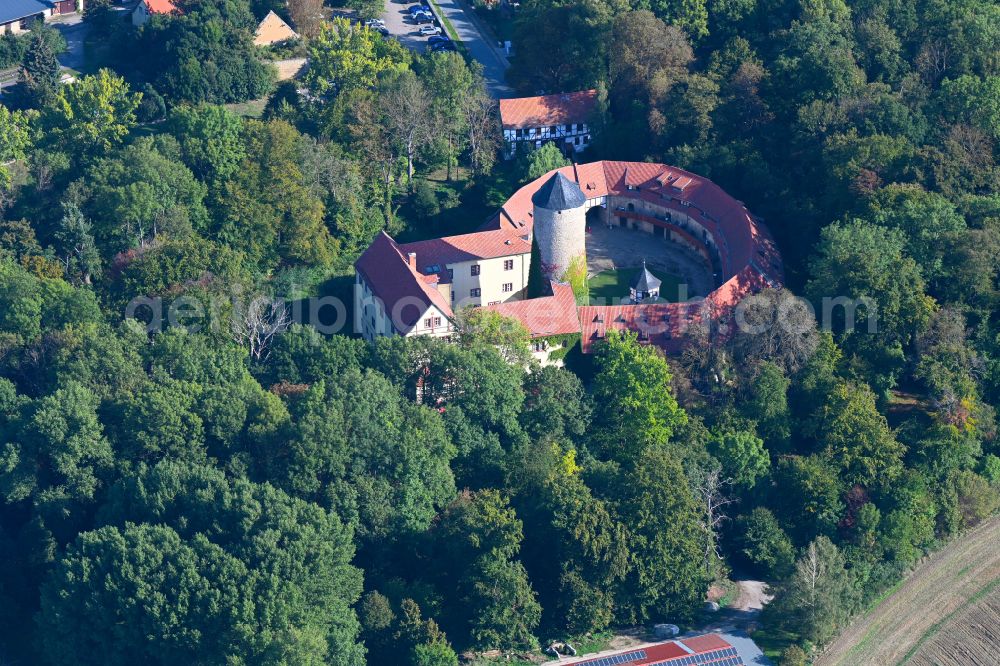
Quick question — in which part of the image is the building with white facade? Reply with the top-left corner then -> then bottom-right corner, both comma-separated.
499,90 -> 598,159
354,161 -> 784,359
132,0 -> 177,27
354,229 -> 532,343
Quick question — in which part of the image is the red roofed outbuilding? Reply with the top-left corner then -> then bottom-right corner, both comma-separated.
133,0 -> 179,27
500,90 -> 598,158
565,634 -> 746,666
484,282 -> 581,365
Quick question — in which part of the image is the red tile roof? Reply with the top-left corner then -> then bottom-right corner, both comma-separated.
499,90 -> 599,130
484,282 -> 581,338
487,160 -> 783,311
578,302 -> 702,354
572,635 -> 741,666
398,229 -> 531,273
355,232 -> 453,333
361,160 -> 784,355
144,0 -> 179,14
680,634 -> 733,653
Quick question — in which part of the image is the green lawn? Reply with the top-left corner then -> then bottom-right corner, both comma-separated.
223,97 -> 269,118
587,267 -> 684,305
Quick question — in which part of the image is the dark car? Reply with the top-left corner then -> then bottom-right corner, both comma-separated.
413,13 -> 434,23
430,41 -> 456,52
427,35 -> 450,45
408,5 -> 432,15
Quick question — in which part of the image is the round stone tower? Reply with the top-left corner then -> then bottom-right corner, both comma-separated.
531,171 -> 588,282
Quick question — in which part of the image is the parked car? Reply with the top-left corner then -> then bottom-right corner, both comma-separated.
430,41 -> 456,52
427,35 -> 450,45
413,13 -> 434,23
419,25 -> 442,36
408,5 -> 432,15
375,26 -> 390,36
364,19 -> 386,28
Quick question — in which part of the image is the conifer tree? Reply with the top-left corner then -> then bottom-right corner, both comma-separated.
21,32 -> 60,107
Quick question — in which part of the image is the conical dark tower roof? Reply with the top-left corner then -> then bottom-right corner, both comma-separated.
631,262 -> 662,291
531,171 -> 587,210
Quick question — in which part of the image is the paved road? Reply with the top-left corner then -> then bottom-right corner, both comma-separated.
382,0 -> 512,97
0,12 -> 89,92
432,0 -> 511,97
51,13 -> 88,72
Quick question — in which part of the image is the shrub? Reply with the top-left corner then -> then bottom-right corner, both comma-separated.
413,180 -> 440,219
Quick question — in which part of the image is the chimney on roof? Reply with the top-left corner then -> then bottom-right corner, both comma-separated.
407,252 -> 416,269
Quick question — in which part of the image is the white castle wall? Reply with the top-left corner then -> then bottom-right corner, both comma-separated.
533,203 -> 587,281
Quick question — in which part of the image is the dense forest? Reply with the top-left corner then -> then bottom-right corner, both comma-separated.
0,0 -> 998,664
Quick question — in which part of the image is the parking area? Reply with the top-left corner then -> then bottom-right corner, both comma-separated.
380,0 -> 448,54
380,0 -> 512,96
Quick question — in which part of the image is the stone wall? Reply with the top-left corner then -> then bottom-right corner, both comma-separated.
533,203 -> 587,282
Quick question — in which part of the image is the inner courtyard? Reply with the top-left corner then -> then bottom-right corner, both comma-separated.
584,213 -> 716,303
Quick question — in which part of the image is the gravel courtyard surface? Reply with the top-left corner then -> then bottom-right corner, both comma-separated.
585,223 -> 714,298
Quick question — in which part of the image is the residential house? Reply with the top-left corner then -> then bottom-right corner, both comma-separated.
132,0 -> 177,27
254,10 -> 299,46
499,89 -> 598,159
354,229 -> 532,342
0,0 -> 53,34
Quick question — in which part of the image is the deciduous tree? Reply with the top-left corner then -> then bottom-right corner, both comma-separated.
287,0 -> 326,38
770,536 -> 855,644
47,69 -> 141,158
591,331 -> 687,461
379,71 -> 432,190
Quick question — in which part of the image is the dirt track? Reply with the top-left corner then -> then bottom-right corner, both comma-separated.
815,515 -> 1000,666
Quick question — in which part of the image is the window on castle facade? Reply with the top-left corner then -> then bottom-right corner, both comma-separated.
502,283 -> 513,293
503,259 -> 514,270
470,288 -> 481,297
471,265 -> 480,276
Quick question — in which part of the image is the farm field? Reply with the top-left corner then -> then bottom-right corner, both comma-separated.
907,587 -> 1000,666
815,515 -> 1000,666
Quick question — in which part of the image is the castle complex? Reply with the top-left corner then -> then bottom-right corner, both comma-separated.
354,161 -> 783,362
